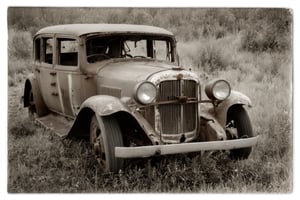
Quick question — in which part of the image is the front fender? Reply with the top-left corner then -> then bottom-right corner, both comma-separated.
215,90 -> 252,127
66,95 -> 131,138
80,95 -> 131,116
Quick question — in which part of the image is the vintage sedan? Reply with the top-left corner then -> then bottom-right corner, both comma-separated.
23,24 -> 258,172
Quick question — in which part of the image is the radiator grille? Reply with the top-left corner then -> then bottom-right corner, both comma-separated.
158,80 -> 197,135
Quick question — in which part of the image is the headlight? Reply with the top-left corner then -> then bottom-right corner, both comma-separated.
205,79 -> 231,100
134,81 -> 157,104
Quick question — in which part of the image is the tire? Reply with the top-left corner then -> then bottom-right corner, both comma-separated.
90,114 -> 124,172
227,105 -> 253,160
28,87 -> 36,120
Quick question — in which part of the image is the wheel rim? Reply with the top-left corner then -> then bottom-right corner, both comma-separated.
90,117 -> 106,169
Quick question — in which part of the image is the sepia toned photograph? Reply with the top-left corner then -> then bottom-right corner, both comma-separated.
7,7 -> 292,193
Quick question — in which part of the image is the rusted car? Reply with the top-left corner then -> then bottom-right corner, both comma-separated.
23,24 -> 258,172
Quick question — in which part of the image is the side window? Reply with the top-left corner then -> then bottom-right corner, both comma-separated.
41,38 -> 53,64
34,38 -> 41,61
58,38 -> 78,66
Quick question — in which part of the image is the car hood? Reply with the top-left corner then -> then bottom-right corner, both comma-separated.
96,59 -> 196,98
97,59 -> 173,82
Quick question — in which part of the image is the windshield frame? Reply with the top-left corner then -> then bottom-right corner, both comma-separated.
84,33 -> 177,64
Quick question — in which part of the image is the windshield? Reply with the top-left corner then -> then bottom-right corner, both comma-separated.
86,35 -> 175,63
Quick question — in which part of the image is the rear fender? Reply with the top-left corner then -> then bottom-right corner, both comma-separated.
24,74 -> 49,117
215,91 -> 252,127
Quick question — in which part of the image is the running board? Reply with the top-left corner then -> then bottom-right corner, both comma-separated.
35,113 -> 74,138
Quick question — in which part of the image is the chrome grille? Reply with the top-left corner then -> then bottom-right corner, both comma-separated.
158,80 -> 197,135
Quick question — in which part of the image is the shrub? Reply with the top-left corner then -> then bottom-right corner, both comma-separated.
239,9 -> 292,52
178,35 -> 240,73
8,29 -> 32,87
199,43 -> 228,72
8,58 -> 31,86
240,28 -> 282,52
8,29 -> 32,60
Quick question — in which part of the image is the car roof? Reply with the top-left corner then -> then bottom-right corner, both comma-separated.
35,24 -> 174,38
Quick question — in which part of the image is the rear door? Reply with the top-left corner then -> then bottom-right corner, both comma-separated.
34,35 -> 63,114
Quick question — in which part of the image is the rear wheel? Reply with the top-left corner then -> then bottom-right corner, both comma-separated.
226,105 -> 253,159
28,87 -> 36,120
90,115 -> 124,172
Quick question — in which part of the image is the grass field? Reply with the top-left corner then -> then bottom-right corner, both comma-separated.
7,8 -> 293,193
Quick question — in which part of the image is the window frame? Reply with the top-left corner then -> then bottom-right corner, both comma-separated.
34,37 -> 41,62
35,34 -> 54,68
85,34 -> 176,64
54,34 -> 80,71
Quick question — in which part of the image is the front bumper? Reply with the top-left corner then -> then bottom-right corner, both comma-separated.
115,136 -> 259,158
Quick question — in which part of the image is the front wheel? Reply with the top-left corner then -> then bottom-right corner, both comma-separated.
226,105 -> 253,160
90,115 -> 124,172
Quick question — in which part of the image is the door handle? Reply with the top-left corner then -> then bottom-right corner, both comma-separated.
50,71 -> 57,76
51,92 -> 59,96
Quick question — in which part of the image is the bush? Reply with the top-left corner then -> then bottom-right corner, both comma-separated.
178,35 -> 240,73
240,28 -> 281,52
8,29 -> 32,60
239,9 -> 292,52
199,43 -> 228,72
8,58 -> 31,86
8,29 -> 32,87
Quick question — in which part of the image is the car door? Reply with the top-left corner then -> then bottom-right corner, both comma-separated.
54,36 -> 81,117
55,35 -> 98,118
34,35 -> 63,114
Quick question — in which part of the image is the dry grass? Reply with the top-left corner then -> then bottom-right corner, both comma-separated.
8,117 -> 292,192
7,8 -> 292,192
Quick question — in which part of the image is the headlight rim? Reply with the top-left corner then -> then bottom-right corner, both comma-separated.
205,79 -> 231,101
134,81 -> 157,105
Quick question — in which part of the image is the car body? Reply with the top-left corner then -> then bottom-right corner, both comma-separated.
23,24 -> 258,172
